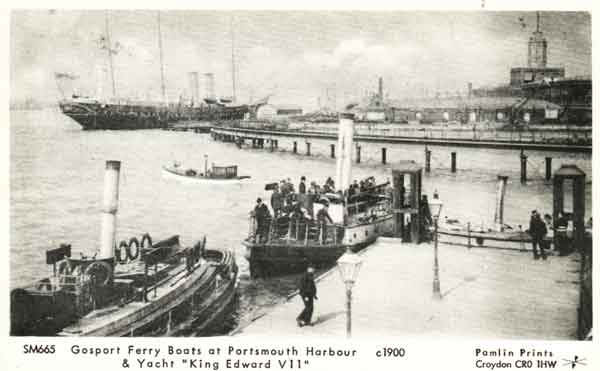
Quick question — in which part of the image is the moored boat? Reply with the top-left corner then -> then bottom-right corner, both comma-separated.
10,160 -> 238,336
162,160 -> 250,184
242,112 -> 394,278
243,187 -> 393,278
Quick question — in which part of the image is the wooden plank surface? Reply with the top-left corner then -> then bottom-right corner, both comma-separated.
236,237 -> 580,339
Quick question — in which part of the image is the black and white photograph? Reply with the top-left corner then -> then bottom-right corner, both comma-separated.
5,3 -> 596,370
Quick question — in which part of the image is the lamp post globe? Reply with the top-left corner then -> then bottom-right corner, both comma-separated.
336,248 -> 363,338
429,195 -> 443,299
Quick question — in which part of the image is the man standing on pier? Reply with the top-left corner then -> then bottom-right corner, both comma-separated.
528,210 -> 547,260
297,266 -> 317,327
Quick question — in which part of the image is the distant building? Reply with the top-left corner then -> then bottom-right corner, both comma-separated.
521,77 -> 592,125
510,13 -> 565,86
256,104 -> 303,121
386,96 -> 562,125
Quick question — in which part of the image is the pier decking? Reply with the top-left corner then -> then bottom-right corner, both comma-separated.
236,237 -> 580,339
211,127 -> 592,153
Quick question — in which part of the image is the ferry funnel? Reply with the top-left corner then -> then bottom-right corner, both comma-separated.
336,112 -> 355,192
494,175 -> 508,232
99,160 -> 121,259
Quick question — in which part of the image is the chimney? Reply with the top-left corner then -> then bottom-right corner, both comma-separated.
378,77 -> 383,99
188,72 -> 200,106
204,73 -> 215,100
335,113 -> 355,192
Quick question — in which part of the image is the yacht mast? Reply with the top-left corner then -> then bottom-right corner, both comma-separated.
104,10 -> 117,99
230,16 -> 236,103
157,11 -> 167,104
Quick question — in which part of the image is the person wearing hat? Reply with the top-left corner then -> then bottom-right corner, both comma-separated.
270,184 -> 284,218
254,198 -> 271,243
316,201 -> 334,243
528,210 -> 547,260
299,176 -> 307,194
297,265 -> 318,327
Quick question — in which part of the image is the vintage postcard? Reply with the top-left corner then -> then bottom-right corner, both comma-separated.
4,1 -> 596,370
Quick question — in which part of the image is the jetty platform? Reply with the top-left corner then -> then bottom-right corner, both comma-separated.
211,127 -> 591,153
235,237 -> 581,339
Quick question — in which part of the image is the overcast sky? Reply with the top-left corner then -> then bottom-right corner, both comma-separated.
10,10 -> 591,109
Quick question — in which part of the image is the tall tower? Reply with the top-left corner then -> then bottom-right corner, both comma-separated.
527,12 -> 548,68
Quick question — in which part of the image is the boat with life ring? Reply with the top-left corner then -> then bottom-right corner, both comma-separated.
162,159 -> 250,184
10,160 -> 238,337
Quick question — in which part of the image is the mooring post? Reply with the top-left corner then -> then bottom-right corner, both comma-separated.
270,139 -> 274,152
545,157 -> 552,181
306,142 -> 311,156
382,148 -> 387,164
451,152 -> 457,173
330,144 -> 335,159
293,141 -> 297,154
356,145 -> 361,164
425,147 -> 431,173
520,149 -> 527,184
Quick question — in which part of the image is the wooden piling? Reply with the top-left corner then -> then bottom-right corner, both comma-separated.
293,141 -> 297,154
545,157 -> 552,181
451,152 -> 457,173
356,145 -> 361,164
330,144 -> 335,159
520,150 -> 527,184
425,147 -> 431,173
306,142 -> 311,156
382,148 -> 387,164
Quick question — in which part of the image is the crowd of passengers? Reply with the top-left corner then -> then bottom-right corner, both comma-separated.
250,176 -> 386,243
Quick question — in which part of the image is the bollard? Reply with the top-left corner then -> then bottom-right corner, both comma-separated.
451,152 -> 457,173
330,144 -> 335,159
293,141 -> 297,154
306,142 -> 311,156
425,148 -> 431,173
545,157 -> 552,181
356,145 -> 361,164
520,149 -> 527,184
382,148 -> 387,164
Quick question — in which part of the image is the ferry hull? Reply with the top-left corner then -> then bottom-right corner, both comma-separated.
243,215 -> 393,278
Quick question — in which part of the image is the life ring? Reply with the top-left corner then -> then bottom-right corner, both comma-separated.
127,237 -> 140,261
84,261 -> 113,286
116,240 -> 129,263
141,233 -> 153,249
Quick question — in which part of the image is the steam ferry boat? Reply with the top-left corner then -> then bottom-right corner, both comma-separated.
10,161 -> 238,336
242,112 -> 394,278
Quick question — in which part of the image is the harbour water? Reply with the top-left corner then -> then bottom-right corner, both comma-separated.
9,109 -> 592,333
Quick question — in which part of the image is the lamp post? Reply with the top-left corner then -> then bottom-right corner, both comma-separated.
336,248 -> 363,338
429,194 -> 444,299
204,154 -> 208,176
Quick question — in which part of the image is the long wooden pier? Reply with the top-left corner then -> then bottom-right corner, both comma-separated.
211,127 -> 591,153
234,237 -> 581,339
